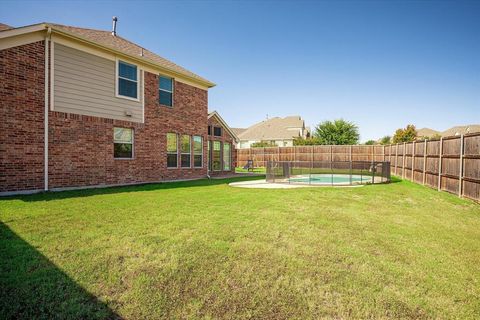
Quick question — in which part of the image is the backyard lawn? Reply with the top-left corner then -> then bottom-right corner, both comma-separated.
1,176 -> 479,319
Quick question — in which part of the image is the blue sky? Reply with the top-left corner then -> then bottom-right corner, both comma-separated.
2,0 -> 479,141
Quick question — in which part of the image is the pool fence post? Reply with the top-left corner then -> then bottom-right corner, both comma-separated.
349,160 -> 352,185
438,137 -> 443,191
423,139 -> 427,185
372,162 -> 375,184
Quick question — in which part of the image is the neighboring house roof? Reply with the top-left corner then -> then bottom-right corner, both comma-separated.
238,116 -> 305,141
0,22 -> 215,88
417,128 -> 440,137
0,23 -> 13,31
442,124 -> 480,137
208,111 -> 239,142
231,128 -> 247,136
417,125 -> 480,138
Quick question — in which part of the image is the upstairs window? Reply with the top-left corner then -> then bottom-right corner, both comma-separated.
117,60 -> 138,99
167,133 -> 178,168
159,76 -> 173,107
114,127 -> 133,159
181,135 -> 191,168
213,126 -> 222,137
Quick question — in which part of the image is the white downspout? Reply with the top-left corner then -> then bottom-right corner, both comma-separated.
44,27 -> 51,191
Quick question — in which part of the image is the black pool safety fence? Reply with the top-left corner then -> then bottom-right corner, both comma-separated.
266,161 -> 391,186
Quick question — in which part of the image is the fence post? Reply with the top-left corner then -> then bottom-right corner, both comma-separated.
349,145 -> 352,162
293,146 -> 296,162
402,142 -> 406,179
311,145 -> 314,162
412,141 -> 415,181
395,144 -> 398,175
458,134 -> 464,197
423,139 -> 427,185
438,137 -> 443,191
277,146 -> 280,162
372,145 -> 375,162
330,145 -> 333,170
383,145 -> 386,162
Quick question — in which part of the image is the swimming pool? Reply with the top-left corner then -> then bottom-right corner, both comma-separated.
288,174 -> 370,185
265,161 -> 391,186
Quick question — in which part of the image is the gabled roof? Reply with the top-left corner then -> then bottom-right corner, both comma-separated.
0,23 -> 13,31
0,22 -> 215,88
442,124 -> 480,137
231,128 -> 247,136
238,116 -> 305,141
416,125 -> 480,138
417,128 -> 440,138
208,111 -> 239,142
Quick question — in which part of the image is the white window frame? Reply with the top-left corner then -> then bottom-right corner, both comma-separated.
159,75 -> 174,107
223,142 -> 231,171
193,135 -> 203,168
116,59 -> 140,102
180,135 -> 191,168
113,127 -> 134,160
167,133 -> 178,169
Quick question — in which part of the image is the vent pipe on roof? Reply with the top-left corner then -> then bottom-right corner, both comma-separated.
112,16 -> 118,36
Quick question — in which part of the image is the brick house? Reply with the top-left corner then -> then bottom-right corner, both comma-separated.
0,22 -> 235,195
207,111 -> 239,176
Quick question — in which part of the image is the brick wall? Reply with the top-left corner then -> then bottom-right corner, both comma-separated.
48,73 -> 209,189
1,41 -> 210,193
208,115 -> 237,175
0,41 -> 45,192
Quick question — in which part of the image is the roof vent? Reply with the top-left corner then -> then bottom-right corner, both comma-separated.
112,16 -> 118,36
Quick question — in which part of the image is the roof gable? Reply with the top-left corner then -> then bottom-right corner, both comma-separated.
208,111 -> 239,142
238,116 -> 305,140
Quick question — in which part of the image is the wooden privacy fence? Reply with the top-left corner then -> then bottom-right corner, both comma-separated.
236,132 -> 480,202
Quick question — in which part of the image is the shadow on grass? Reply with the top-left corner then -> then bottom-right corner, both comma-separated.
390,176 -> 402,183
6,175 -> 265,203
0,222 -> 121,319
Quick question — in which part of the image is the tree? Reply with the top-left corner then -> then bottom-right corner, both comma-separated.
314,119 -> 360,145
251,141 -> 276,148
379,135 -> 391,145
392,125 -> 417,143
364,140 -> 376,145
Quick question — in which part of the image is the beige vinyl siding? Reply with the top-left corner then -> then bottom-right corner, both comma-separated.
54,43 -> 143,122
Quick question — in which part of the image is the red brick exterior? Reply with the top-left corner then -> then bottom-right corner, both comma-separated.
207,115 -> 237,176
0,41 -> 46,192
1,41 -> 210,193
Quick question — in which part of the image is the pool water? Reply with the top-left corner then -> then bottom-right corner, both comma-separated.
288,174 -> 370,185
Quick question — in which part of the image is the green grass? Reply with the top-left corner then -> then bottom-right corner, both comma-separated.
1,176 -> 479,319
